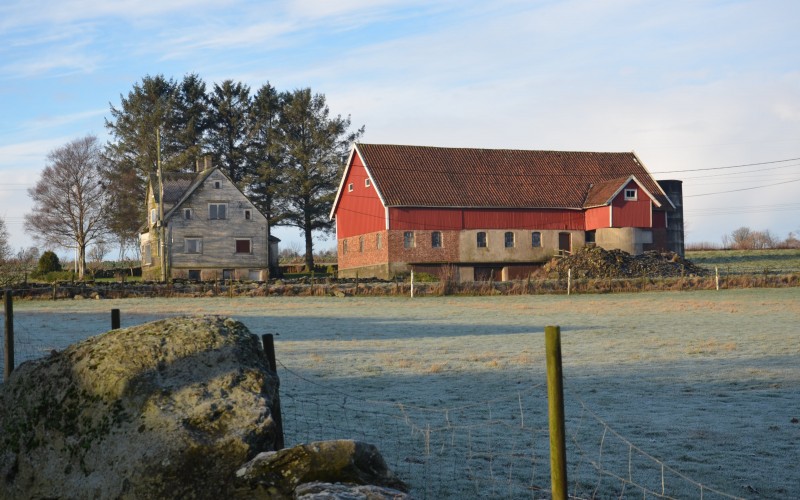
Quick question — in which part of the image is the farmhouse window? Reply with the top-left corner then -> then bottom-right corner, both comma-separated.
376,233 -> 382,249
142,244 -> 152,265
624,188 -> 637,201
531,232 -> 541,247
477,232 -> 487,248
235,239 -> 251,254
209,203 -> 227,220
404,231 -> 415,249
365,178 -> 371,188
183,208 -> 191,220
244,209 -> 251,220
505,232 -> 515,248
348,183 -> 354,192
431,231 -> 442,248
359,236 -> 364,252
188,270 -> 201,281
185,238 -> 202,254
214,180 -> 221,189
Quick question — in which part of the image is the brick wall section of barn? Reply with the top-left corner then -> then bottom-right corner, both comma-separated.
338,230 -> 390,271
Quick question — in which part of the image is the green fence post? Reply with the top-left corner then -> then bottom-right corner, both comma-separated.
546,325 -> 568,500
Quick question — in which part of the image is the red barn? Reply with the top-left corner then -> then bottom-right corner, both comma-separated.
330,144 -> 683,280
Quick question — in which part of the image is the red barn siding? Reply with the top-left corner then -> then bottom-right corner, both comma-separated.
585,206 -> 611,230
388,207 -> 585,231
463,208 -> 584,230
388,208 -> 463,231
335,155 -> 386,238
611,181 -> 652,228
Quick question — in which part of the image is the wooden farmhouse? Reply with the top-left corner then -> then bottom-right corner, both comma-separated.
140,158 -> 279,281
330,144 -> 684,281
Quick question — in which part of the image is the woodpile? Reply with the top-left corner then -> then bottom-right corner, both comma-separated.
545,246 -> 708,279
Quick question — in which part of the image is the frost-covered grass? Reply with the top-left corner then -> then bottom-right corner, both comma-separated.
687,248 -> 800,274
3,289 -> 799,499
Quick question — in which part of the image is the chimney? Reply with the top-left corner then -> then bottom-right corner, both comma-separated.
204,155 -> 212,171
195,158 -> 202,173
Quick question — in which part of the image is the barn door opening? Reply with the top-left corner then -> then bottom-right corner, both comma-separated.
558,232 -> 572,255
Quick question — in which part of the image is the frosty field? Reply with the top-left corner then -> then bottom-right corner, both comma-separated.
3,288 -> 799,499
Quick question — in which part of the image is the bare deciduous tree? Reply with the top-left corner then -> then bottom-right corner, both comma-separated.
25,136 -> 110,279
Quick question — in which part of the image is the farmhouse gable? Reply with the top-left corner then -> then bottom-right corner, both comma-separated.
140,161 -> 279,281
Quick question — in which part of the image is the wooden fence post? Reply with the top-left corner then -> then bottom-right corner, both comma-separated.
4,290 -> 14,382
261,334 -> 285,450
545,325 -> 568,500
567,268 -> 571,296
111,309 -> 121,330
715,266 -> 720,291
410,270 -> 415,298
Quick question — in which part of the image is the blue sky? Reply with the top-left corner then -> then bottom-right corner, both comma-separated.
2,0 -> 799,257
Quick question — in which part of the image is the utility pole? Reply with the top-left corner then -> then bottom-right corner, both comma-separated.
157,128 -> 167,282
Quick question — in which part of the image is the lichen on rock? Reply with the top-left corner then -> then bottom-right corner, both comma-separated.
0,315 -> 280,499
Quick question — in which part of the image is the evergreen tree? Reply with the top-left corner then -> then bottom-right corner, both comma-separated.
208,80 -> 251,183
278,88 -> 364,270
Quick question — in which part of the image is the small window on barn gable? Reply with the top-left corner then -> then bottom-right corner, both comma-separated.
348,183 -> 354,192
477,232 -> 487,248
365,178 -> 371,188
624,188 -> 637,201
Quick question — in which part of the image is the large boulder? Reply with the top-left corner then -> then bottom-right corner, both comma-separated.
0,315 -> 280,499
233,440 -> 409,499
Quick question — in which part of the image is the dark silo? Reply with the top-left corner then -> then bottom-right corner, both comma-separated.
658,180 -> 684,257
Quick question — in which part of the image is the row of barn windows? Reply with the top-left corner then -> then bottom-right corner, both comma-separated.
342,231 -> 543,254
347,178 -> 371,192
404,231 -> 542,249
150,205 -> 253,223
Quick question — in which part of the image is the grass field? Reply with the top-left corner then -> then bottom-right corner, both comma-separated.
3,289 -> 799,498
687,248 -> 800,275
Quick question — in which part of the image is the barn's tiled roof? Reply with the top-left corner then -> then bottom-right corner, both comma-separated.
354,144 -> 671,209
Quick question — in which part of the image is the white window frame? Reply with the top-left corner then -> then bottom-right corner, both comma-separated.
365,178 -> 371,188
403,231 -> 415,249
431,231 -> 442,248
624,188 -> 638,201
209,203 -> 227,220
348,183 -> 354,192
504,231 -> 515,248
531,231 -> 541,248
185,237 -> 202,254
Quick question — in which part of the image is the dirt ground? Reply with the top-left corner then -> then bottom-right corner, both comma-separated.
4,288 -> 799,499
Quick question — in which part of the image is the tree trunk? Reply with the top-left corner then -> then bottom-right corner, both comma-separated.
78,243 -> 87,280
304,222 -> 314,272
